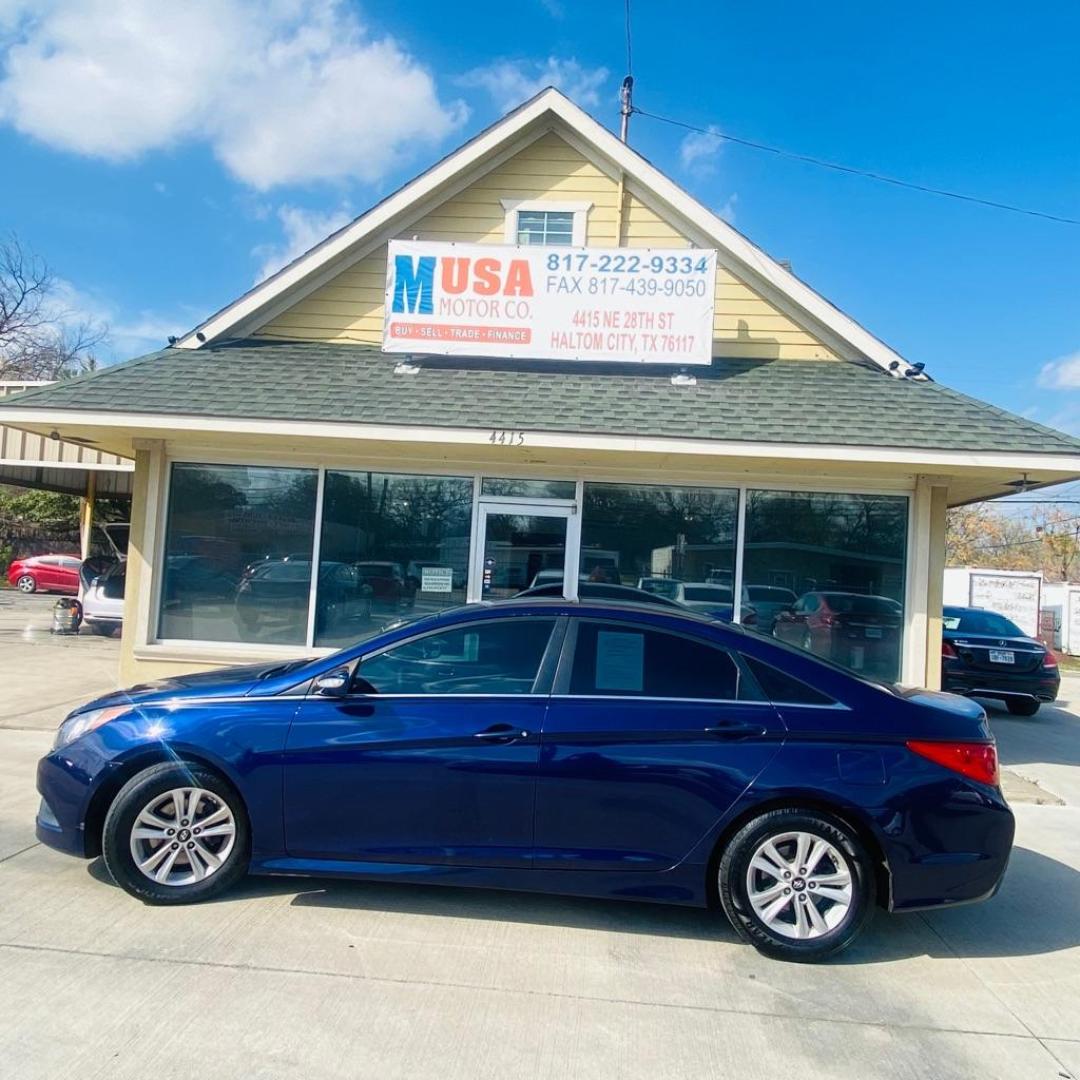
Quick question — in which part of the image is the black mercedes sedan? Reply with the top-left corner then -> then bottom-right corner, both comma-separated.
941,605 -> 1059,716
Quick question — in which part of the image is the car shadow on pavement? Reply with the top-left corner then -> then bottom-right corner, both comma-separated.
91,841 -> 1079,962
982,697 -> 1080,771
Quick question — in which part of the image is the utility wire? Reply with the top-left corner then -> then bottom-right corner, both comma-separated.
632,107 -> 1080,227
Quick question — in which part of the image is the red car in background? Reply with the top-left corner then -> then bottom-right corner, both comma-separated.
6,554 -> 82,594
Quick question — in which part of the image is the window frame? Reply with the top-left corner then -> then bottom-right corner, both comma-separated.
501,199 -> 591,247
141,450 -> 915,681
551,616 -> 762,704
340,615 -> 569,698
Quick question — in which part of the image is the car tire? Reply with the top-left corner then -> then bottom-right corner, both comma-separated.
1006,698 -> 1040,717
718,807 -> 876,963
87,621 -> 117,637
16,574 -> 37,593
102,762 -> 250,905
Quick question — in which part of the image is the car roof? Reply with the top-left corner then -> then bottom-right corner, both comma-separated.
439,597 -> 731,629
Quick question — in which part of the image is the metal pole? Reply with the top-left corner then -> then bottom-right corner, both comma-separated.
79,471 -> 96,561
619,75 -> 634,143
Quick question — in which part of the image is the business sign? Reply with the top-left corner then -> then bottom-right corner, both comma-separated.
969,572 -> 1041,638
383,240 -> 717,365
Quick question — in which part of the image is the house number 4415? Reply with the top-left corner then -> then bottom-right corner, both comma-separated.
489,429 -> 526,446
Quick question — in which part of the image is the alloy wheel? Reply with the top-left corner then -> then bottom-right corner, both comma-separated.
128,787 -> 237,887
745,830 -> 853,940
17,575 -> 36,592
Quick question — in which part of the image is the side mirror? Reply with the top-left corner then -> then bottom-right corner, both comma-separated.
314,668 -> 350,697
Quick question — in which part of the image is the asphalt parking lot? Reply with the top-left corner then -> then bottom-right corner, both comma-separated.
0,590 -> 1077,1079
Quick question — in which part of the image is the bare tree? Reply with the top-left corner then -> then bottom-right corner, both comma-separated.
0,234 -> 107,381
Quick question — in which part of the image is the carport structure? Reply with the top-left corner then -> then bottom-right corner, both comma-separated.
0,382 -> 133,558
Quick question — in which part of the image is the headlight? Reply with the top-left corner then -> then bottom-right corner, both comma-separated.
54,705 -> 130,749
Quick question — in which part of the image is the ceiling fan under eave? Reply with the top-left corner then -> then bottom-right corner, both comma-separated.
48,429 -> 98,446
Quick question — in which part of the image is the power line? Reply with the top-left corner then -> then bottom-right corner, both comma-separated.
632,107 -> 1080,227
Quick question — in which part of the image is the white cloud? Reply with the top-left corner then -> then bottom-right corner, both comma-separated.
460,57 -> 609,113
49,278 -> 198,360
1038,350 -> 1080,390
718,193 -> 738,224
252,203 -> 353,283
679,125 -> 723,172
0,0 -> 467,190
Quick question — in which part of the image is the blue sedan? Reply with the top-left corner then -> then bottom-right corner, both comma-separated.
36,600 -> 1013,962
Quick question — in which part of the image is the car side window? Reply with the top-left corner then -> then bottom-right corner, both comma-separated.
354,619 -> 556,696
742,655 -> 837,706
567,621 -> 741,700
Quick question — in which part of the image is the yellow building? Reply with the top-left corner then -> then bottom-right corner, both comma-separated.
2,89 -> 1077,688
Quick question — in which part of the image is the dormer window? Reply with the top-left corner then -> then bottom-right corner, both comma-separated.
502,199 -> 591,247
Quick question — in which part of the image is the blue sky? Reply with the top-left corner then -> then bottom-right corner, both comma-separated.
1,0 -> 1078,434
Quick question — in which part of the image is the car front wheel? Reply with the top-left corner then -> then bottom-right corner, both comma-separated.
102,763 -> 249,904
16,574 -> 37,593
718,808 -> 875,962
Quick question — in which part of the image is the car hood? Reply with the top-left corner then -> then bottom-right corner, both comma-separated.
75,659 -> 304,714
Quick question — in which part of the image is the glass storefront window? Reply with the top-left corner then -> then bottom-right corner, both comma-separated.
159,464 -> 317,645
480,478 -> 576,499
743,490 -> 908,680
580,483 -> 740,615
315,471 -> 473,647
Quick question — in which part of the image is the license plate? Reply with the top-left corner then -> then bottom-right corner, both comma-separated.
989,649 -> 1015,664
864,627 -> 883,639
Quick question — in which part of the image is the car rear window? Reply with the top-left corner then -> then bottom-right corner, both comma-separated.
943,609 -> 1025,637
742,655 -> 837,706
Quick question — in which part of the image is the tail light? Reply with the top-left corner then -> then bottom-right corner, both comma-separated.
1042,651 -> 1058,669
941,640 -> 958,659
906,740 -> 999,787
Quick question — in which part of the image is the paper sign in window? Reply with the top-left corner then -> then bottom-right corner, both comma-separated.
595,631 -> 644,692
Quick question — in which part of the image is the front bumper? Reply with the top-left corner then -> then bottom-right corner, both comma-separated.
35,741 -> 114,859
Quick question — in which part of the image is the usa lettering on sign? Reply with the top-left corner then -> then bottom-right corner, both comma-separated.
383,240 -> 718,365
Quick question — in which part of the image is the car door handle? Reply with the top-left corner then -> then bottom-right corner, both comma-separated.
703,721 -> 768,739
473,724 -> 529,743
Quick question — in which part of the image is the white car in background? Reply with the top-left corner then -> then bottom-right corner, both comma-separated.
79,524 -> 129,637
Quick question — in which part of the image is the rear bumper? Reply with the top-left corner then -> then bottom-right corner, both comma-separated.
884,786 -> 1015,912
943,666 -> 1059,703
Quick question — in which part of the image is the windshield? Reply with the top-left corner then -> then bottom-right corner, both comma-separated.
943,608 -> 1025,637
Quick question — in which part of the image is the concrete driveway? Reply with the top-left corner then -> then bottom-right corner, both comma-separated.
0,625 -> 1077,1079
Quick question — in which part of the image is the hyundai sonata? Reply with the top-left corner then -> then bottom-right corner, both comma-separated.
36,600 -> 1013,962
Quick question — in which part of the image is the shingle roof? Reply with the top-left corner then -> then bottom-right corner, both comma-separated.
3,339 -> 1078,455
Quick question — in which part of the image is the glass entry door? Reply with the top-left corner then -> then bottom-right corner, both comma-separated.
471,501 -> 579,601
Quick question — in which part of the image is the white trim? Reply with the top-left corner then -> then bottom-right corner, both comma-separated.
732,487 -> 747,623
0,458 -> 132,471
500,199 -> 591,246
304,468 -> 327,648
6,406 -> 1079,476
172,88 -> 909,373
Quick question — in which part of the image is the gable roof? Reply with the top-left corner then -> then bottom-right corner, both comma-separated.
177,88 -> 910,375
6,338 -> 1077,457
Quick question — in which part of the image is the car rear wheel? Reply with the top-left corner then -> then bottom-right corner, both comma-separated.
718,808 -> 875,962
102,763 -> 249,904
87,621 -> 119,637
16,574 -> 37,593
1006,698 -> 1040,717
